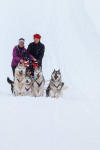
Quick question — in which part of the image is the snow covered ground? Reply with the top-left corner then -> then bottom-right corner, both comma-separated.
0,0 -> 100,149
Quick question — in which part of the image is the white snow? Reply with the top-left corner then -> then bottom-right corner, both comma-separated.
0,0 -> 100,149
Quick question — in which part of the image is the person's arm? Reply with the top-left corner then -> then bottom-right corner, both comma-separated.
27,44 -> 31,57
27,44 -> 33,58
22,48 -> 27,60
37,45 -> 45,63
13,47 -> 21,62
27,44 -> 36,60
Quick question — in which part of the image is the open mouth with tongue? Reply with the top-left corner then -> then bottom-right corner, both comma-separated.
19,71 -> 23,75
54,74 -> 58,80
26,80 -> 29,83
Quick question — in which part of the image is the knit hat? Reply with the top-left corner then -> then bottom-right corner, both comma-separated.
34,34 -> 41,40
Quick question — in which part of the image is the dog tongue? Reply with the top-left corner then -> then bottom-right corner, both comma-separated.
26,80 -> 29,83
54,74 -> 58,79
19,72 -> 22,75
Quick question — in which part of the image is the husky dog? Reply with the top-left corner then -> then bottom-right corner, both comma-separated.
7,63 -> 26,96
32,68 -> 45,97
46,69 -> 64,98
23,76 -> 32,96
13,63 -> 26,96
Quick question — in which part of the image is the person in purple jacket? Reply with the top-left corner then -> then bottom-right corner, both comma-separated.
11,38 -> 26,76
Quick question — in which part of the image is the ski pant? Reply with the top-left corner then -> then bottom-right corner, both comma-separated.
12,66 -> 16,76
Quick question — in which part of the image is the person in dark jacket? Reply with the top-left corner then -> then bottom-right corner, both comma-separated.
11,38 -> 26,76
27,34 -> 45,67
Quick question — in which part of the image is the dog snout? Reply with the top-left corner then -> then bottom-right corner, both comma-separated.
20,70 -> 23,74
26,80 -> 29,83
19,70 -> 23,75
54,73 -> 58,79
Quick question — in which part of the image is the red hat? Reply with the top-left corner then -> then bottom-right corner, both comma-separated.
34,34 -> 41,40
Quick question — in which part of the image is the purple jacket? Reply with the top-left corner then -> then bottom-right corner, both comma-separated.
11,45 -> 26,67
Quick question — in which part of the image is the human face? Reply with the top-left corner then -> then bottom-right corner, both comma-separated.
19,42 -> 24,48
34,38 -> 40,44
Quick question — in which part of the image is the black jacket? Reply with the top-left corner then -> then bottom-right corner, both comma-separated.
27,42 -> 45,66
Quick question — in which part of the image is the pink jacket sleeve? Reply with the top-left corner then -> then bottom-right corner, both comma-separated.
13,47 -> 21,62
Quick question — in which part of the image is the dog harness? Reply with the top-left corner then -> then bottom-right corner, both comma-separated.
34,79 -> 44,87
17,79 -> 22,83
25,87 -> 31,92
51,80 -> 64,90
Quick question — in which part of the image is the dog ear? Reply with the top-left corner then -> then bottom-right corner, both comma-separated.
18,63 -> 20,67
39,67 -> 42,71
53,69 -> 56,72
58,69 -> 60,73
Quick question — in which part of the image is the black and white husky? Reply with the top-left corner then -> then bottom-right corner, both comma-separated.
32,68 -> 45,97
46,70 -> 64,98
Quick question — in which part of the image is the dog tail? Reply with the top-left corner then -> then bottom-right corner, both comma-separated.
7,77 -> 14,93
62,85 -> 69,91
7,77 -> 14,85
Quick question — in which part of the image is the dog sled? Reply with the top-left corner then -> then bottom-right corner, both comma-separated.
23,57 -> 38,72
7,58 -> 66,98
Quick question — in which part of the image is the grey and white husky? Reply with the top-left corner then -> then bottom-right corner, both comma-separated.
13,63 -> 26,96
7,63 -> 26,96
23,76 -> 32,96
46,69 -> 64,98
32,67 -> 45,97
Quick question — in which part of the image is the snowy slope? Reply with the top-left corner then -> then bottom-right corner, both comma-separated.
0,0 -> 100,150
